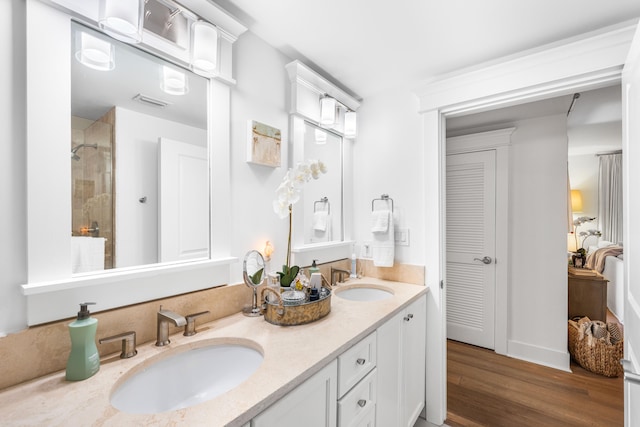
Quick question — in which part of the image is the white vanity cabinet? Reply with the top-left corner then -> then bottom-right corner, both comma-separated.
376,295 -> 427,427
337,333 -> 377,426
250,294 -> 426,427
251,359 -> 338,427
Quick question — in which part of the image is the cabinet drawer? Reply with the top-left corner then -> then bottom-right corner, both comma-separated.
338,368 -> 377,427
338,332 -> 377,398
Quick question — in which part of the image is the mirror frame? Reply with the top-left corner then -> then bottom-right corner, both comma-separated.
21,0 -> 244,325
285,61 -> 360,266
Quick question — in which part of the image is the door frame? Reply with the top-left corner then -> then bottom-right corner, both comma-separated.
416,21 -> 638,425
446,129 -> 513,355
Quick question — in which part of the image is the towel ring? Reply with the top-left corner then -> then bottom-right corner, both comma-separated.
314,197 -> 330,214
372,194 -> 394,212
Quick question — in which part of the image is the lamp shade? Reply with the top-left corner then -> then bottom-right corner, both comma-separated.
161,66 -> 189,95
320,96 -> 336,125
75,31 -> 114,71
344,110 -> 357,138
191,21 -> 219,76
567,233 -> 578,252
570,190 -> 583,212
315,129 -> 327,144
98,0 -> 143,44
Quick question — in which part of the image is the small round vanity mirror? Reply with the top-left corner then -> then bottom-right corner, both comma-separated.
242,250 -> 265,317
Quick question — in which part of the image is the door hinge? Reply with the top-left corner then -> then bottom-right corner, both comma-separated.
440,280 -> 444,289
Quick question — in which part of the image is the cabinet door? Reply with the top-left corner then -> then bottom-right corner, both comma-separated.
376,311 -> 402,427
402,296 -> 426,427
252,360 -> 337,427
376,295 -> 427,427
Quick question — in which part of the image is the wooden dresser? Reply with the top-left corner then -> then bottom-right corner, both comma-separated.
568,267 -> 608,321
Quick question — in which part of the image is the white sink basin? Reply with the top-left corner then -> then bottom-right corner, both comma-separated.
111,340 -> 263,414
335,285 -> 394,301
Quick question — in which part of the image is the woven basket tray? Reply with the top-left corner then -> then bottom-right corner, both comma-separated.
568,321 -> 623,377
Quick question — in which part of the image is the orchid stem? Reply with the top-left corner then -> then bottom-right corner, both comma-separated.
286,204 -> 292,267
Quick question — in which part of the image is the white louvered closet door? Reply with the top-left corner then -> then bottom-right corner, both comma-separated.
446,150 -> 496,350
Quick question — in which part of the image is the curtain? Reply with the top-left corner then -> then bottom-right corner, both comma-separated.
598,153 -> 623,243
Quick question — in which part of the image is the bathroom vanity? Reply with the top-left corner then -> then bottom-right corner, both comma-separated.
0,278 -> 427,427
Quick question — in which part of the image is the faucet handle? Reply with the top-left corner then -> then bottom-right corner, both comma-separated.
183,311 -> 210,336
99,331 -> 137,358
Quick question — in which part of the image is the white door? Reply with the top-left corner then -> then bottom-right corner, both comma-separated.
158,137 -> 209,263
446,150 -> 496,349
622,23 -> 640,427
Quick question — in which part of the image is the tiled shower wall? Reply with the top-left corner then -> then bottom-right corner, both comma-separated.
71,108 -> 115,269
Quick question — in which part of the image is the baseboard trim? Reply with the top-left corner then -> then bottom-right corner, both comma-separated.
507,339 -> 571,372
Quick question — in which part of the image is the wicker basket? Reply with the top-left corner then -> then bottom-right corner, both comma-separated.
568,318 -> 624,377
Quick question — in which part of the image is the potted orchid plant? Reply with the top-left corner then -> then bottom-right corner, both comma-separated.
273,159 -> 327,287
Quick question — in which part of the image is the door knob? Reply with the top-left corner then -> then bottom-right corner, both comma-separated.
473,256 -> 492,265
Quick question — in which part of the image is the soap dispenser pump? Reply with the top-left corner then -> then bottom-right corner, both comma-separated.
66,302 -> 100,381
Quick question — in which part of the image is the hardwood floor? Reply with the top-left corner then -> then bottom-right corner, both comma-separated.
446,340 -> 624,427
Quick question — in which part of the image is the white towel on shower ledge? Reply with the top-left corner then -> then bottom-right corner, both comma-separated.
71,236 -> 106,273
371,210 -> 394,267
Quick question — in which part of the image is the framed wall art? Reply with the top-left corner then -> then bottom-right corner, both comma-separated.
247,120 -> 281,167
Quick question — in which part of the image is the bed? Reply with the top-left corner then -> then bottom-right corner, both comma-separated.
586,241 -> 624,323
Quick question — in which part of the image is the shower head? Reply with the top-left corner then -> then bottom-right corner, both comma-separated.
71,143 -> 98,161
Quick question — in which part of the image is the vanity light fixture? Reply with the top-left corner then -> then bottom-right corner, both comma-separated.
320,95 -> 337,126
191,21 -> 219,76
75,31 -> 115,71
344,110 -> 357,138
160,65 -> 189,95
315,129 -> 327,145
98,0 -> 144,44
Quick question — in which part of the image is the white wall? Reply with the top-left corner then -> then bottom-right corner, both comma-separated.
353,89 -> 425,265
507,114 -> 570,369
229,31 -> 294,281
0,1 -> 27,335
115,108 -> 207,268
356,92 -> 572,369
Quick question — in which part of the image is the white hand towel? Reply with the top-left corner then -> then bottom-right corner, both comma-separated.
372,212 -> 394,267
370,210 -> 390,233
313,211 -> 328,231
72,236 -> 106,273
311,215 -> 332,243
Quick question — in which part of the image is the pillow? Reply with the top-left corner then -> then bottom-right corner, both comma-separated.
598,240 -> 614,248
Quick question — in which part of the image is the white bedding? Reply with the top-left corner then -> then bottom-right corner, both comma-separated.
602,255 -> 624,323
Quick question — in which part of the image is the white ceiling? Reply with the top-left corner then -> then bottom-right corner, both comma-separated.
217,0 -> 640,99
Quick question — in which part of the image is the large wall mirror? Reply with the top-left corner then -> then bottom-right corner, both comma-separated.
23,0 -> 241,325
71,22 -> 209,274
300,121 -> 343,244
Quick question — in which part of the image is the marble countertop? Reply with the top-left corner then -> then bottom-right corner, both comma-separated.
0,278 -> 428,427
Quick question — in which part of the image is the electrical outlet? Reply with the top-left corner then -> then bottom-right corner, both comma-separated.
360,242 -> 372,258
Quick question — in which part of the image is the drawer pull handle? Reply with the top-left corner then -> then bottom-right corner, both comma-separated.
356,358 -> 366,365
357,399 -> 367,408
404,313 -> 414,322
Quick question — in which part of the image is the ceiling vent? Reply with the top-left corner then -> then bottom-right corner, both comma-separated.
132,93 -> 171,108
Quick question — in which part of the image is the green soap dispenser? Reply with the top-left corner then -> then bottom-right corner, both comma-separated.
309,259 -> 320,275
66,302 -> 100,381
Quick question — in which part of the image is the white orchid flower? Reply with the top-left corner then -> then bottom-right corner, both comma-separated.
273,199 -> 290,219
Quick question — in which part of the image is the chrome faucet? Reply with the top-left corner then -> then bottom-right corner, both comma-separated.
331,267 -> 351,286
156,306 -> 186,346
